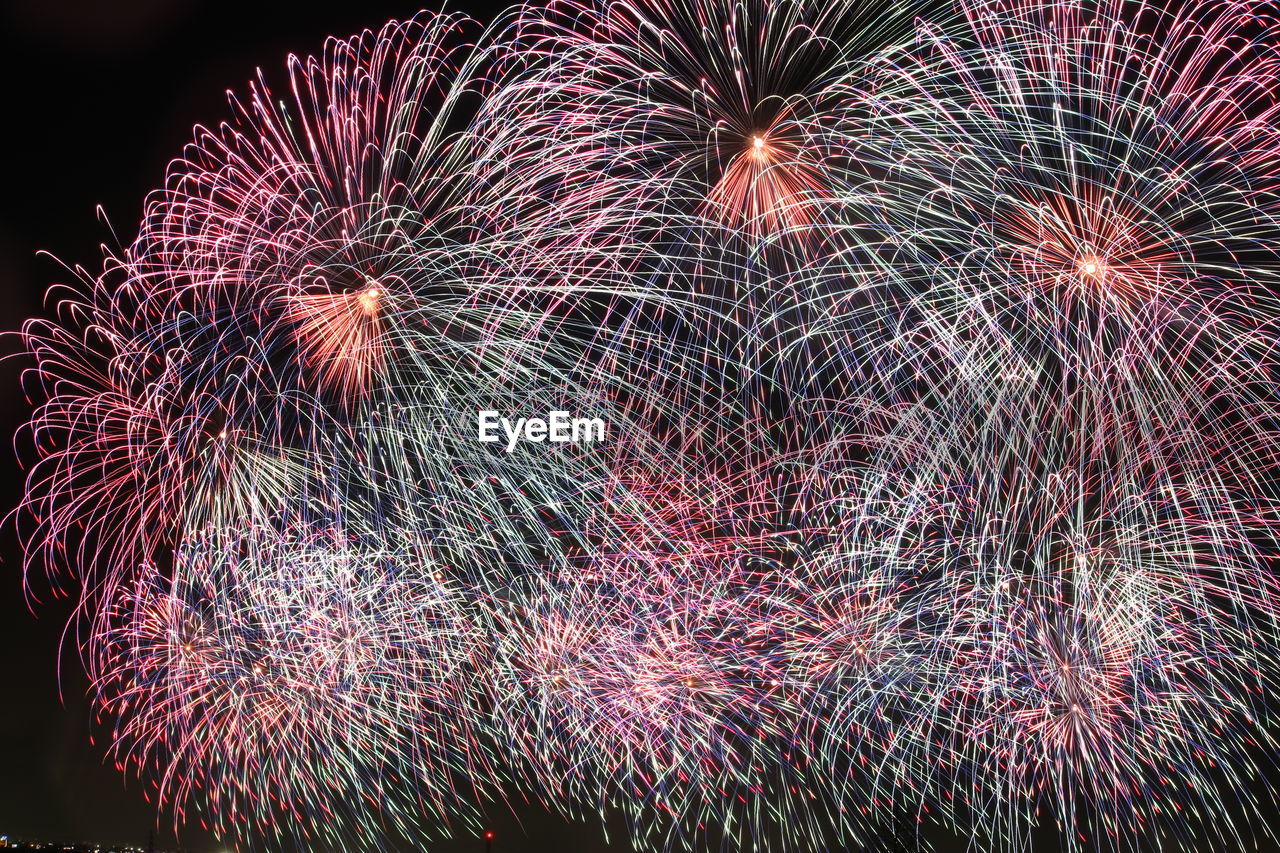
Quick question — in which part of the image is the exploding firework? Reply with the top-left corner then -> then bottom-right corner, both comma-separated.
837,372 -> 1280,851
16,0 -> 1280,851
98,522 -> 492,848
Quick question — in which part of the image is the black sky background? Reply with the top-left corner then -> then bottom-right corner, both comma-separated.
1,1 -> 1275,852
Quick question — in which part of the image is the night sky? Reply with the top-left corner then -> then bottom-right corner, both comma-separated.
4,2 -> 1279,853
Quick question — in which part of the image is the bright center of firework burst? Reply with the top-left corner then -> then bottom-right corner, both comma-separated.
749,134 -> 769,160
1077,257 -> 1105,278
357,286 -> 381,314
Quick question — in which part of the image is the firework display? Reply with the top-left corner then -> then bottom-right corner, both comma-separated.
16,0 -> 1280,850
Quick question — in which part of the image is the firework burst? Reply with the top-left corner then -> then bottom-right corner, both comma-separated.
16,0 -> 1280,852
98,522 -> 492,848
